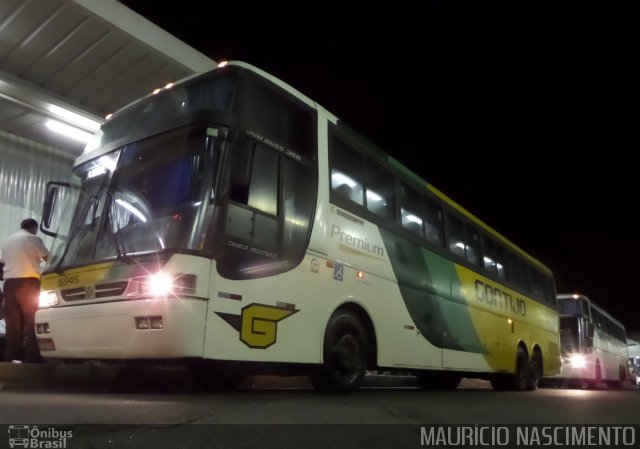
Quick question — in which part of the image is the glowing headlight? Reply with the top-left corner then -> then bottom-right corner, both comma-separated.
39,290 -> 59,308
147,273 -> 174,296
570,354 -> 586,369
127,273 -> 196,297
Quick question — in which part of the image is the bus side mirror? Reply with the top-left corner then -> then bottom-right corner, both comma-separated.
587,322 -> 595,338
586,322 -> 595,348
42,186 -> 58,229
41,181 -> 77,238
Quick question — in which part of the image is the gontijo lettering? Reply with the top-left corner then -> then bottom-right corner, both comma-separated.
475,280 -> 527,317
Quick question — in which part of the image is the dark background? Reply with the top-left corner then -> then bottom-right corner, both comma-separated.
119,1 -> 636,333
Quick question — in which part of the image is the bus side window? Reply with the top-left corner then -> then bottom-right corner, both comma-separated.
228,137 -> 254,204
529,268 -> 546,302
330,137 -> 364,206
424,197 -> 444,247
447,213 -> 465,258
364,160 -> 394,219
399,183 -> 425,238
482,236 -> 498,275
464,224 -> 481,266
226,137 -> 278,249
496,246 -> 508,281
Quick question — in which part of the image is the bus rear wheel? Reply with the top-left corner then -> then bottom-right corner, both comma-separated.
491,347 -> 530,391
526,351 -> 543,391
309,311 -> 368,394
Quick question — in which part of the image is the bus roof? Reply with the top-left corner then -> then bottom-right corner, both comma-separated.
77,61 -> 553,276
387,156 -> 552,275
557,293 -> 626,329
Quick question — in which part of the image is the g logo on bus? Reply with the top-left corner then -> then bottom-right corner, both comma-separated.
216,303 -> 298,349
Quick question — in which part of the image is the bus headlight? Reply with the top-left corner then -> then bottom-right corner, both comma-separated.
127,273 -> 196,297
146,273 -> 174,296
569,354 -> 586,369
39,290 -> 59,308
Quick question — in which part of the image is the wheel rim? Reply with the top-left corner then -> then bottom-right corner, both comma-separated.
331,333 -> 362,381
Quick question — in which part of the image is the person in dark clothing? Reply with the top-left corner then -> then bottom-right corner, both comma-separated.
0,219 -> 49,363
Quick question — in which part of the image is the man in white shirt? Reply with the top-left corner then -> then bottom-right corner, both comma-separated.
0,218 -> 49,363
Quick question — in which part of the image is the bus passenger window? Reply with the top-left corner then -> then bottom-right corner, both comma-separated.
482,236 -> 498,274
448,214 -> 465,258
228,138 -> 254,205
365,161 -> 394,219
331,170 -> 363,205
399,184 -> 424,238
495,246 -> 508,280
248,146 -> 278,216
225,137 -> 278,249
465,225 -> 481,266
330,137 -> 364,206
424,198 -> 444,247
530,269 -> 546,301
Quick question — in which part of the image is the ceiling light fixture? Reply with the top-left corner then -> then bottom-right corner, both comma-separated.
45,119 -> 94,143
48,105 -> 101,131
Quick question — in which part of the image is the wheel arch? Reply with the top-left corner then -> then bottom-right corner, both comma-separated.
326,301 -> 378,369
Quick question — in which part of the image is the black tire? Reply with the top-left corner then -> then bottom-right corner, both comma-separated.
491,347 -> 530,391
526,351 -> 543,391
416,372 -> 461,390
309,312 -> 368,394
606,366 -> 625,390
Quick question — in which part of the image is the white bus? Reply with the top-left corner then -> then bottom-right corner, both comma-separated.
36,61 -> 560,393
545,293 -> 628,389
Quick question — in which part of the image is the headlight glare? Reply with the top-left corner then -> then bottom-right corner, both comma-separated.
39,290 -> 59,308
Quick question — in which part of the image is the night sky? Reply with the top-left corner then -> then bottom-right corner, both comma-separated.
119,1 -> 636,332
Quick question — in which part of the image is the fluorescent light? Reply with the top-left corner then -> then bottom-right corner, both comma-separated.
402,209 -> 423,225
331,171 -> 357,188
115,198 -> 147,222
366,190 -> 383,202
48,105 -> 101,131
45,119 -> 94,143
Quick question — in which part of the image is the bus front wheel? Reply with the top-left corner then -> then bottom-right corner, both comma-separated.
309,311 -> 368,394
605,366 -> 626,390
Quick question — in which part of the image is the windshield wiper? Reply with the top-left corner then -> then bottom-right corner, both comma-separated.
54,171 -> 111,274
105,190 -> 133,264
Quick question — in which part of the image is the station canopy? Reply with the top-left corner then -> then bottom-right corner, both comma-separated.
0,0 -> 216,158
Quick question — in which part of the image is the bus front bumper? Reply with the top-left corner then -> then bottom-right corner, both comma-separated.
35,297 -> 207,360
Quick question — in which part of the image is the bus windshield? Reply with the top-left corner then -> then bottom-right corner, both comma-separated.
49,125 -> 219,270
557,297 -> 584,316
559,316 -> 580,353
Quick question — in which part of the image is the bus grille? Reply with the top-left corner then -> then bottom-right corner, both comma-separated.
61,281 -> 129,301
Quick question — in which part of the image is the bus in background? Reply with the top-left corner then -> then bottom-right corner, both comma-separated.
626,339 -> 640,386
35,61 -> 560,393
544,293 -> 628,389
